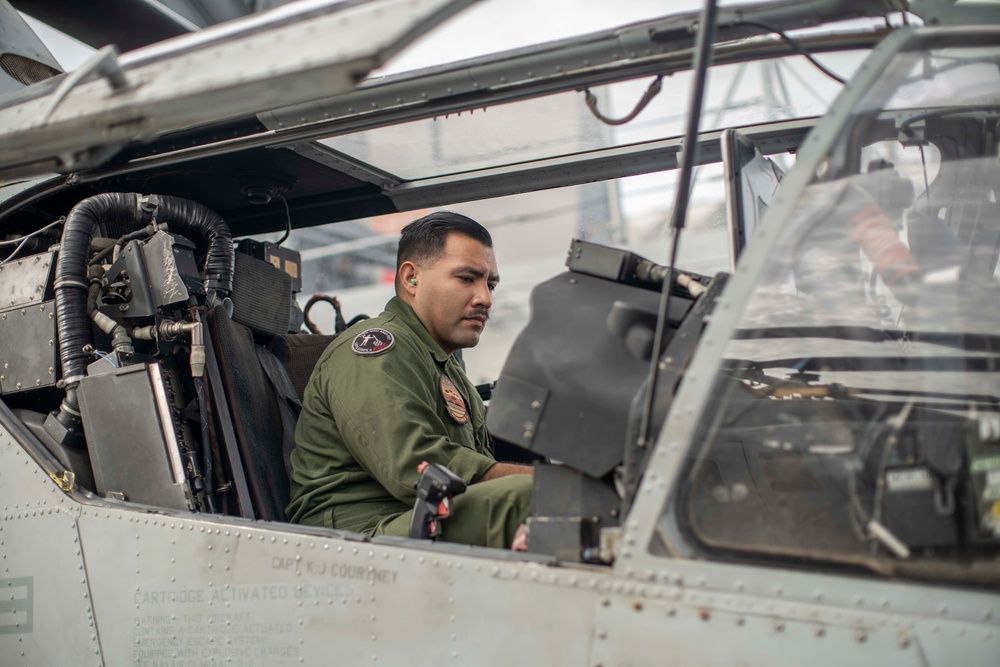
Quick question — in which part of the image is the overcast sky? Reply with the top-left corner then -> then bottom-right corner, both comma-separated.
381,0 -> 704,74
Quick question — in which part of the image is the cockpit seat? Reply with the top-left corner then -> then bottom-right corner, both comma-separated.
205,251 -> 344,522
206,305 -> 291,521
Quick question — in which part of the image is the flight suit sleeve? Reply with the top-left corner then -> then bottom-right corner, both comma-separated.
322,343 -> 496,505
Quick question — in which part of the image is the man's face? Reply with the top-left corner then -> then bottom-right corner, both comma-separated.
409,233 -> 498,356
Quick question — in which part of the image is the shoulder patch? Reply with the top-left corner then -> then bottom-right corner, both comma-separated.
352,328 -> 394,356
440,374 -> 469,424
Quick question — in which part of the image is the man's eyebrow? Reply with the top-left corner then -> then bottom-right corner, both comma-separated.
453,265 -> 500,282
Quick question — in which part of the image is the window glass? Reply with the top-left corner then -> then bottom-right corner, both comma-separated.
671,41 -> 1000,579
321,54 -> 861,181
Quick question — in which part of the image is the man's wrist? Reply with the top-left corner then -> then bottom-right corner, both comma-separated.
477,462 -> 533,482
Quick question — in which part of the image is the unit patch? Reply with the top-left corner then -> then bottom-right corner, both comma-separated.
352,328 -> 394,356
440,374 -> 468,424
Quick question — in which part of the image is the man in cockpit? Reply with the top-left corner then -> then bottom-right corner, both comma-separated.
286,212 -> 531,550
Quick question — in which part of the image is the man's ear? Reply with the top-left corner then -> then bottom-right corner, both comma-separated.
399,261 -> 418,297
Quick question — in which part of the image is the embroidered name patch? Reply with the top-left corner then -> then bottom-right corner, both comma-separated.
352,328 -> 394,356
440,374 -> 469,424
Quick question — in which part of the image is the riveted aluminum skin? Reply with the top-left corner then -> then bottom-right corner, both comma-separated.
0,251 -> 53,312
77,508 -> 599,664
0,301 -> 57,395
4,407 -> 999,666
0,437 -> 102,666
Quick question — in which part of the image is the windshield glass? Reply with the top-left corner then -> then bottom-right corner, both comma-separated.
672,37 -> 1000,580
323,53 -> 862,181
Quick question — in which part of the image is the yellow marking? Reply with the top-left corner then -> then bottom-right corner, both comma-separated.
50,470 -> 75,492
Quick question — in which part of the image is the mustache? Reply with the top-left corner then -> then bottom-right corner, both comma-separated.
463,308 -> 490,322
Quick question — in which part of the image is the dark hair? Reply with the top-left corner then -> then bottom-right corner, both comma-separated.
396,211 -> 492,271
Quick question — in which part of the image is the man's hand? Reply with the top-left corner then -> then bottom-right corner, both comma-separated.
478,462 -> 532,482
475,463 -> 531,550
511,523 -> 528,551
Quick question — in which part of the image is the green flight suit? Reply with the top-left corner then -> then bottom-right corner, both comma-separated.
286,296 -> 531,548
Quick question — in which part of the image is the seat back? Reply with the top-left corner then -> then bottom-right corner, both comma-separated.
268,333 -> 338,400
207,305 -> 290,521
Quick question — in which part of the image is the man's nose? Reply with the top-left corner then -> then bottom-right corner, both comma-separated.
472,280 -> 492,309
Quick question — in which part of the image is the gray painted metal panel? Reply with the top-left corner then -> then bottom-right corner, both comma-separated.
605,556 -> 1000,628
0,252 -> 53,311
0,301 -> 57,395
78,507 -> 599,665
0,511 -> 102,665
591,597 -> 919,667
0,427 -> 68,512
0,437 -> 101,665
2,399 -> 999,665
0,0 -> 475,175
592,557 -> 1000,665
592,591 -> 999,666
78,364 -> 191,510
